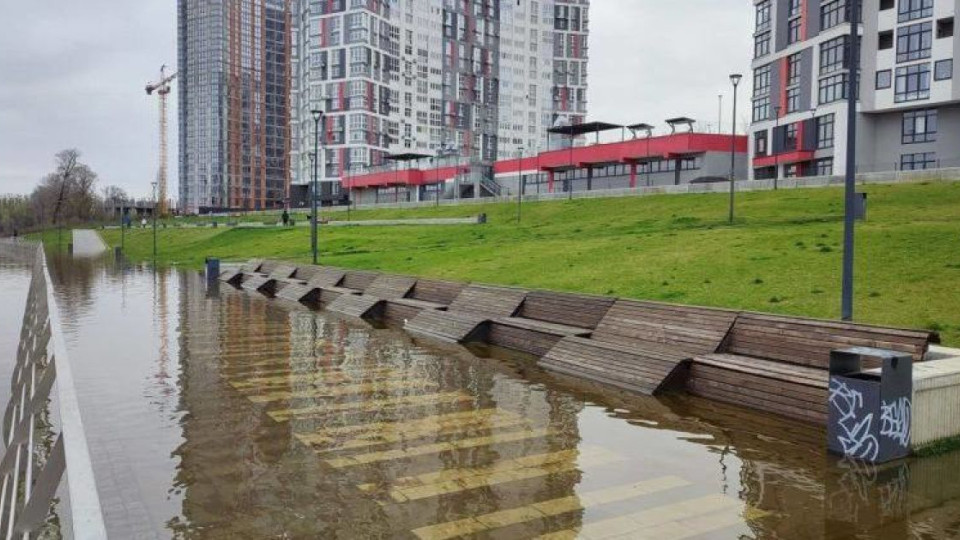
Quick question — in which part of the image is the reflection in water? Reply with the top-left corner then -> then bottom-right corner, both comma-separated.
7,254 -> 957,538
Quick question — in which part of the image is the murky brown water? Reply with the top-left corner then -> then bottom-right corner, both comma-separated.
3,252 -> 960,538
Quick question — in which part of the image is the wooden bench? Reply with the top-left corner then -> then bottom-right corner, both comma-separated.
240,264 -> 298,293
687,312 -> 940,423
488,291 -> 616,357
276,267 -> 347,303
219,259 -> 263,285
540,300 -> 738,395
404,285 -> 528,343
383,279 -> 466,325
326,274 -> 416,320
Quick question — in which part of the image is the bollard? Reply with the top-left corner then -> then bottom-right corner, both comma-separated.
828,346 -> 913,463
205,257 -> 220,286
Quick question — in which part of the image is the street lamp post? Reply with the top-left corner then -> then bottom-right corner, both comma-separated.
728,73 -> 743,224
841,0 -> 860,321
311,109 -> 323,265
517,146 -> 524,224
568,134 -> 575,201
773,105 -> 782,190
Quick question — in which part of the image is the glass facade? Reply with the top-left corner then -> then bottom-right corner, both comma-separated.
178,0 -> 292,213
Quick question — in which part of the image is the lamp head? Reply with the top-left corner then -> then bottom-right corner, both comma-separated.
729,73 -> 743,87
311,109 -> 324,122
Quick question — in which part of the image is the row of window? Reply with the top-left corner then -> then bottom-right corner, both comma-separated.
752,114 -> 836,157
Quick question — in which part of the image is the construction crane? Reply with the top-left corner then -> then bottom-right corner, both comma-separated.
145,65 -> 177,216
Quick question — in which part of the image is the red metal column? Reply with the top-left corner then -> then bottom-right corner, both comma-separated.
547,170 -> 555,193
629,162 -> 637,188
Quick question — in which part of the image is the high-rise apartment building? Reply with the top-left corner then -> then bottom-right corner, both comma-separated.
178,0 -> 293,214
748,0 -> 957,180
293,0 -> 590,201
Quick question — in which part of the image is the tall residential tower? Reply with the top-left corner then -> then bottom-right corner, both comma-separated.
293,0 -> 590,201
748,0 -> 957,180
178,0 -> 293,214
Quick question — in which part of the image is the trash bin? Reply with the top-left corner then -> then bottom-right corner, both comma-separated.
828,346 -> 913,463
854,192 -> 867,221
205,257 -> 220,285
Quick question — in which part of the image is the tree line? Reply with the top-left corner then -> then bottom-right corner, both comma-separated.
0,149 -> 131,236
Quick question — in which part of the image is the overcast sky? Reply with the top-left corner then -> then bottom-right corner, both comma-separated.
0,1 -> 753,198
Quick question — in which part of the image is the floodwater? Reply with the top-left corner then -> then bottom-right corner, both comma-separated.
2,251 -> 960,539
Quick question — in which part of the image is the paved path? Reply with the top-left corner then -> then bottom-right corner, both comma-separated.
72,229 -> 107,257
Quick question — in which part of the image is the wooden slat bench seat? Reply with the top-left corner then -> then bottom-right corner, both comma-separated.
404,285 -> 528,342
382,279 -> 465,325
219,259 -> 263,285
722,313 -> 937,368
487,291 -> 615,356
326,293 -> 384,319
542,337 -> 692,395
363,274 -> 417,300
275,267 -> 348,304
539,300 -> 739,395
339,270 -> 380,293
688,354 -> 828,423
683,312 -> 939,424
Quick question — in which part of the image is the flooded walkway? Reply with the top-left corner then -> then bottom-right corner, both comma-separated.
4,253 -> 960,538
71,229 -> 107,256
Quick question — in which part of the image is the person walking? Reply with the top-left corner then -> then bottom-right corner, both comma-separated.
282,209 -> 290,226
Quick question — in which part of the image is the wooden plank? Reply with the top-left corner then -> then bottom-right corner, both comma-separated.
409,279 -> 465,305
446,285 -> 528,318
487,323 -> 564,357
405,310 -> 488,343
341,270 -> 380,292
306,267 -> 347,288
539,336 -> 690,395
267,264 -> 298,280
589,299 -> 737,356
493,317 -> 592,337
517,291 -> 615,330
326,294 -> 384,319
364,274 -> 417,300
275,283 -> 314,303
240,275 -> 270,292
382,302 -> 422,326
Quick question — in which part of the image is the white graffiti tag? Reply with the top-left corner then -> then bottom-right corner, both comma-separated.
880,397 -> 911,448
829,379 -> 879,461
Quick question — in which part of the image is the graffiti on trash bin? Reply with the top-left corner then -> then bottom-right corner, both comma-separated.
829,379 -> 880,461
880,397 -> 911,448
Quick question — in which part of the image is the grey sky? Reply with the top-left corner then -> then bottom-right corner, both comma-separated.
0,1 -> 752,198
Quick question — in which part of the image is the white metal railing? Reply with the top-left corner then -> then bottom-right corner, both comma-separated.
0,240 -> 106,539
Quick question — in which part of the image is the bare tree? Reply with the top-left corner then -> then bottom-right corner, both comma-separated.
30,149 -> 101,227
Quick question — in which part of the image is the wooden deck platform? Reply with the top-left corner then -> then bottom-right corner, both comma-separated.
404,285 -> 527,342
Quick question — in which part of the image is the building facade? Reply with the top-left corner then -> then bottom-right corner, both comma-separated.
748,0 -> 958,180
293,0 -> 590,202
178,0 -> 293,214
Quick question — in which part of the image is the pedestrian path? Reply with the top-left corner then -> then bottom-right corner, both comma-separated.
71,229 -> 107,257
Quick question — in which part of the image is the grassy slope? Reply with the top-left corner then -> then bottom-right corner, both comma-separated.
89,182 -> 960,344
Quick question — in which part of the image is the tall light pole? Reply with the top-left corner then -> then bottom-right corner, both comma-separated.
728,73 -> 743,224
773,105 -> 782,190
311,109 -> 323,265
517,146 -> 524,223
841,0 -> 860,321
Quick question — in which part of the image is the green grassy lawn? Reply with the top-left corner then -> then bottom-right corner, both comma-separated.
79,181 -> 960,344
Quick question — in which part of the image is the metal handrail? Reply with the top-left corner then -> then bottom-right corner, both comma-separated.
0,240 -> 106,539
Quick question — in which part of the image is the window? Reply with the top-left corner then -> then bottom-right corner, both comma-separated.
880,0 -> 895,9
787,53 -> 802,86
902,109 -> 937,144
877,69 -> 892,89
938,18 -> 955,39
897,22 -> 933,63
898,0 -> 933,23
814,158 -> 834,176
901,152 -> 936,170
819,73 -> 848,104
784,124 -> 798,151
755,32 -> 771,58
821,0 -> 844,30
935,59 -> 953,81
753,96 -> 771,122
754,65 -> 772,97
820,36 -> 847,75
787,87 -> 801,113
816,114 -> 835,149
789,0 -> 802,18
879,30 -> 894,50
895,63 -> 931,102
756,0 -> 771,32
788,18 -> 802,45
755,130 -> 768,156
